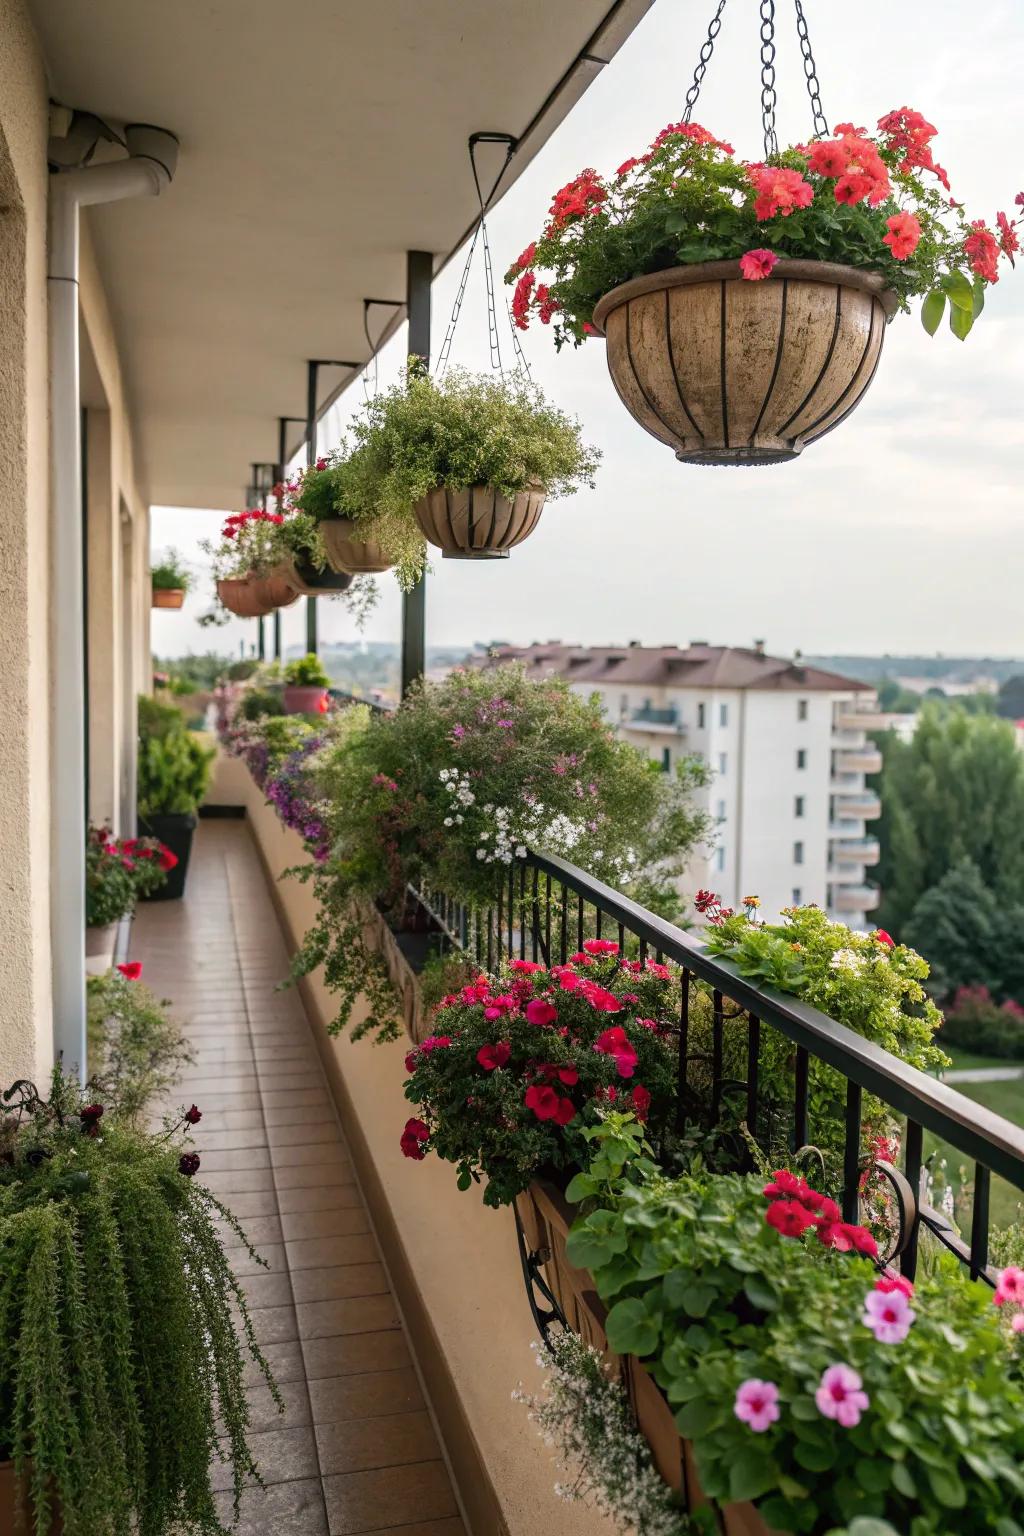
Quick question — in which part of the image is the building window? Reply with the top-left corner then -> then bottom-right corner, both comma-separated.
718,752 -> 727,775
793,887 -> 802,905
797,699 -> 808,721
716,798 -> 726,821
796,748 -> 807,769
719,702 -> 729,727
794,795 -> 805,818
697,702 -> 706,728
620,693 -> 628,717
661,746 -> 671,772
794,841 -> 804,865
716,845 -> 726,873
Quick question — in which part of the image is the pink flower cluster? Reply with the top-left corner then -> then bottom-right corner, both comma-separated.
994,1266 -> 1024,1333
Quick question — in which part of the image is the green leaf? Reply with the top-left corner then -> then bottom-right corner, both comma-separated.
855,1456 -> 891,1493
456,1169 -> 472,1192
729,1452 -> 778,1503
564,1172 -> 597,1204
604,1295 -> 660,1357
949,301 -> 975,340
743,1275 -> 778,1311
794,1439 -> 837,1473
674,1396 -> 720,1438
925,1463 -> 966,1509
920,289 -> 946,336
844,1522 -> 902,1536
790,1397 -> 819,1422
972,275 -> 986,318
941,269 -> 974,310
890,1460 -> 916,1498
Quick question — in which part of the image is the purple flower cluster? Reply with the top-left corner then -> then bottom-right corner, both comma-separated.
265,740 -> 331,861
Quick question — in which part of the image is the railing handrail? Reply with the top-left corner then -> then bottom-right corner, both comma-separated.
525,848 -> 1024,1194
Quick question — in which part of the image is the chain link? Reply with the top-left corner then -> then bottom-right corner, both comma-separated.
436,135 -> 521,380
793,0 -> 828,139
759,0 -> 778,159
682,0 -> 728,122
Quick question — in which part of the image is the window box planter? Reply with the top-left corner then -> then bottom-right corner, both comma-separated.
282,685 -> 328,715
137,812 -> 195,901
85,920 -> 118,976
590,260 -> 897,466
320,518 -> 394,575
151,586 -> 185,609
412,484 -> 547,559
215,576 -> 275,618
514,1179 -> 777,1536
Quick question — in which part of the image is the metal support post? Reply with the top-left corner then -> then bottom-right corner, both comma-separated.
401,250 -> 432,697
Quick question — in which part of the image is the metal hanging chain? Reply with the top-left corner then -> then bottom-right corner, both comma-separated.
682,0 -> 729,122
793,0 -> 829,139
759,0 -> 778,159
436,132 -> 518,379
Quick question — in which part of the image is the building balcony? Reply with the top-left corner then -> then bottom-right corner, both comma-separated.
828,836 -> 881,865
835,747 -> 884,774
834,707 -> 888,731
831,882 -> 881,912
625,705 -> 686,735
832,791 -> 882,819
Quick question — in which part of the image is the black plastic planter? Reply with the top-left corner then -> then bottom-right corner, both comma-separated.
138,811 -> 197,901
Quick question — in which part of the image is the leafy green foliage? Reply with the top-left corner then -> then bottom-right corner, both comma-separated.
149,548 -> 191,592
137,694 -> 214,818
238,686 -> 286,722
294,364 -> 599,590
87,972 -> 194,1124
938,985 -> 1024,1060
0,1068 -> 279,1536
284,653 -> 330,688
568,1159 -> 1024,1535
403,957 -> 678,1206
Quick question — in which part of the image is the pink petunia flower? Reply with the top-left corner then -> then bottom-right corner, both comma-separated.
734,1378 -> 780,1432
739,248 -> 779,281
815,1364 -> 869,1427
995,1266 -> 1024,1307
862,1286 -> 915,1343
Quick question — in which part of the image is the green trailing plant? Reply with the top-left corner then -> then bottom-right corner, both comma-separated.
87,969 -> 194,1124
284,653 -> 331,688
0,1067 -> 279,1536
150,548 -> 191,593
137,695 -> 214,818
292,362 -> 600,589
85,825 -> 174,926
566,1139 -> 1024,1535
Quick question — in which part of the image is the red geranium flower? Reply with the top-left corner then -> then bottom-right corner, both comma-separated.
158,846 -> 179,872
765,1200 -> 818,1238
630,1083 -> 651,1121
525,999 -> 558,1027
117,961 -> 143,981
583,939 -> 619,956
594,1026 -> 638,1078
400,1118 -> 430,1160
183,1104 -> 202,1124
476,1041 -> 512,1071
738,248 -> 778,281
524,1084 -> 576,1125
871,929 -> 895,948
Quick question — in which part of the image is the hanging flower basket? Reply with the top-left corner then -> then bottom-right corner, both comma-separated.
279,556 -> 355,597
412,483 -> 547,559
591,260 -> 897,465
320,518 -> 394,575
151,587 -> 185,610
249,570 -> 299,612
215,576 -> 275,618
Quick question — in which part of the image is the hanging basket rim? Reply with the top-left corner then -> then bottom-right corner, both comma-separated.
591,259 -> 899,332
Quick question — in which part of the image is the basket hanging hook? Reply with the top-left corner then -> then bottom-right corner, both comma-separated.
436,132 -> 522,379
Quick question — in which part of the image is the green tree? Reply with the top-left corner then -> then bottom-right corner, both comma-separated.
874,706 -> 1024,934
903,858 -> 1012,999
997,674 -> 1024,720
876,676 -> 922,713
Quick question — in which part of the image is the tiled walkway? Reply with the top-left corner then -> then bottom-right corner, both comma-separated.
133,820 -> 464,1536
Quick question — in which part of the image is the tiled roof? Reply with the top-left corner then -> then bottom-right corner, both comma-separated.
470,643 -> 870,693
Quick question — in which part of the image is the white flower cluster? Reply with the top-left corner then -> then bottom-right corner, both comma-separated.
439,766 -> 472,829
829,947 -> 864,974
513,1334 -> 691,1536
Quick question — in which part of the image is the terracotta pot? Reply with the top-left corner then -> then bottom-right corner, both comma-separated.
216,577 -> 275,618
249,570 -> 300,611
280,556 -> 355,597
282,685 -> 328,715
151,587 -> 185,609
320,518 -> 394,575
412,484 -> 546,558
0,1462 -> 62,1535
85,921 -> 117,976
591,259 -> 897,466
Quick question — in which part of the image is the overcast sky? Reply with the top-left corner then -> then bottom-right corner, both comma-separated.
151,0 -> 1023,665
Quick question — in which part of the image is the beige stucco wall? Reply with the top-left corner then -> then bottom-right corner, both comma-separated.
0,0 -> 154,1080
0,0 -> 53,1082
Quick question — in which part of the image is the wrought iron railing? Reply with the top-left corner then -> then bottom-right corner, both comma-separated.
413,850 -> 1024,1286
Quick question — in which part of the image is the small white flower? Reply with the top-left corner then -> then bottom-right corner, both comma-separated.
476,848 -> 487,860
515,844 -> 527,858
830,948 -> 863,974
443,817 -> 453,827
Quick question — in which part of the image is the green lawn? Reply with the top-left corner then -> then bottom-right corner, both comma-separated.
925,1049 -> 1024,1232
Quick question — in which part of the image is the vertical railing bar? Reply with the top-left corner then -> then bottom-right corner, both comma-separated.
496,887 -> 503,967
639,937 -> 648,965
794,1045 -> 809,1152
746,1014 -> 760,1149
595,904 -> 603,940
559,884 -> 568,965
545,873 -> 552,965
530,865 -> 540,963
675,968 -> 691,1132
519,863 -> 527,960
576,892 -> 584,954
971,1164 -> 991,1280
655,949 -> 664,964
617,921 -> 626,951
902,1118 -> 923,1283
842,1080 -> 863,1223
507,864 -> 515,958
475,907 -> 482,966
711,989 -> 724,1124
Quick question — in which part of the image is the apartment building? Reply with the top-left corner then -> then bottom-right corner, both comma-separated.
479,641 -> 886,924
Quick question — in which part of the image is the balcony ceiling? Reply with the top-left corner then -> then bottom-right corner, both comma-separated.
29,0 -> 651,509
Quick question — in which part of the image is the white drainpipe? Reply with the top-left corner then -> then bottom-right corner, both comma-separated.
49,124 -> 178,1079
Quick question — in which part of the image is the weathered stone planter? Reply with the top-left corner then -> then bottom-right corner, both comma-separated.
514,1181 -> 777,1536
412,484 -> 546,559
591,259 -> 897,466
151,587 -> 184,609
320,518 -> 394,574
215,576 -> 275,617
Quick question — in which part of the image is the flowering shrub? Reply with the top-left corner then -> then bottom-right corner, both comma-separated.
939,984 -> 1024,1060
293,363 -> 599,590
567,1150 -> 1024,1534
506,112 -> 1020,346
85,823 -> 175,926
265,736 -> 333,861
401,951 -> 678,1206
86,965 -> 194,1123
